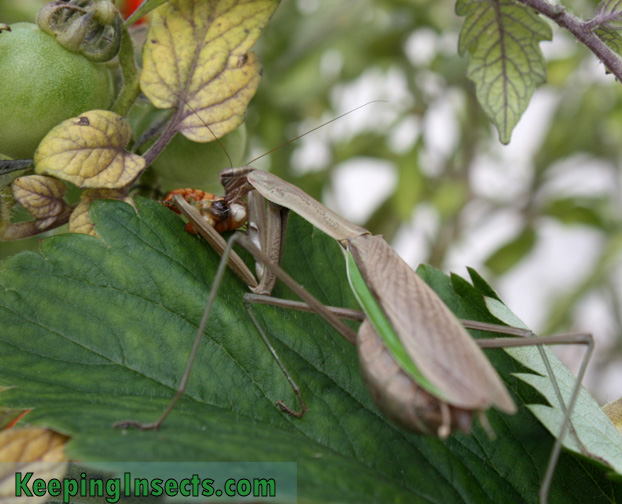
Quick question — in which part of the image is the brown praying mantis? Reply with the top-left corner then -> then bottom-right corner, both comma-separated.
117,159 -> 594,502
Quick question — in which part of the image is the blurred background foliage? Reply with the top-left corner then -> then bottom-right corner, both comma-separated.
1,0 -> 621,404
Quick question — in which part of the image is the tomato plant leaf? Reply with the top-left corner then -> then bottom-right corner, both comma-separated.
456,0 -> 552,144
604,398 -> 622,433
0,428 -> 68,501
11,175 -> 67,228
34,110 -> 145,189
68,189 -> 135,236
596,0 -> 622,30
0,428 -> 68,463
595,26 -> 622,57
141,0 -> 278,142
0,199 -> 620,503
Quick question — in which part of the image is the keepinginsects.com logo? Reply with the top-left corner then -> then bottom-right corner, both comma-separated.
14,471 -> 277,503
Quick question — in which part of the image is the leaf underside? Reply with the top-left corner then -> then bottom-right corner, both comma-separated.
0,199 -> 620,503
457,0 -> 552,144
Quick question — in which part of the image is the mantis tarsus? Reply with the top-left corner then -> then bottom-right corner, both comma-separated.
117,163 -> 594,503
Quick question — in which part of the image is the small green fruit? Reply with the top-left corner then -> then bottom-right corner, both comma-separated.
0,23 -> 114,159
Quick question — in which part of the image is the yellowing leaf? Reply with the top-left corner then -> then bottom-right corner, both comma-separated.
141,0 -> 278,141
69,189 -> 135,236
34,111 -> 146,189
11,175 -> 68,230
0,428 -> 67,463
604,397 -> 622,433
0,428 -> 67,504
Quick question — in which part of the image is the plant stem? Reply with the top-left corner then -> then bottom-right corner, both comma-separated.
0,204 -> 74,241
140,107 -> 184,167
112,23 -> 141,116
517,0 -> 622,81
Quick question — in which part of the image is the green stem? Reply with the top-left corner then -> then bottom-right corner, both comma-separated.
0,160 -> 33,175
112,24 -> 141,116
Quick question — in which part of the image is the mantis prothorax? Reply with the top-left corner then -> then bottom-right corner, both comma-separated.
117,165 -> 593,504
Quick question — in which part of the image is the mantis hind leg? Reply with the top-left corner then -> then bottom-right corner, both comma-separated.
243,295 -> 308,418
113,229 -> 244,431
462,320 -> 594,504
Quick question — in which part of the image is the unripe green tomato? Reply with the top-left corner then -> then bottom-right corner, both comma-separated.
0,23 -> 115,159
151,125 -> 247,194
130,102 -> 247,194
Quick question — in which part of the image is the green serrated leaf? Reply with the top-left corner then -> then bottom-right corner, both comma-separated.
456,0 -> 552,144
0,199 -> 620,503
595,26 -> 622,56
467,266 -> 502,301
596,0 -> 622,30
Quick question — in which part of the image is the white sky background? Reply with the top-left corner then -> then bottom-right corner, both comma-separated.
285,27 -> 622,404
